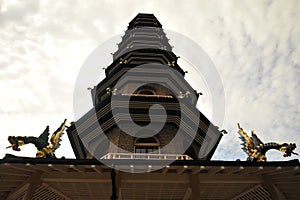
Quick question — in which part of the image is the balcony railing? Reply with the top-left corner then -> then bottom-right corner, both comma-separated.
101,153 -> 193,160
121,94 -> 173,98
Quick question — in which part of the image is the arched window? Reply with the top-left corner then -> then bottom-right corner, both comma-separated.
136,85 -> 156,96
134,137 -> 159,154
137,89 -> 155,95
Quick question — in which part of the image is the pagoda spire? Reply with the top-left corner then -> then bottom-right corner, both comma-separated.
113,13 -> 173,60
128,13 -> 162,29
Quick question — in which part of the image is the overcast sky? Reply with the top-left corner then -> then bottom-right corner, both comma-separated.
1,0 -> 299,161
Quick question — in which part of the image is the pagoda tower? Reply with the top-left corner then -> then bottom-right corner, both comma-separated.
67,13 -> 223,161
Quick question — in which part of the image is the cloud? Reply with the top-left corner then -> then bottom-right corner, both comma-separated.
0,0 -> 299,161
206,0 -> 300,161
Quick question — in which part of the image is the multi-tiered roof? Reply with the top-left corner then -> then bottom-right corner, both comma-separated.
67,13 -> 223,160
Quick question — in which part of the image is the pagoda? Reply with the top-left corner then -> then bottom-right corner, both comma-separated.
66,13 -> 223,161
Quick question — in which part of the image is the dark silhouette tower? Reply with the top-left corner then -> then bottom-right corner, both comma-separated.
67,13 -> 223,160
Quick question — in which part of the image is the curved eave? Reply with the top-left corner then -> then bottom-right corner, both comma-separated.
107,49 -> 183,76
95,64 -> 198,106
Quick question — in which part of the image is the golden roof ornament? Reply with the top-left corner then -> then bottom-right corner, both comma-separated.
6,119 -> 67,158
237,123 -> 298,162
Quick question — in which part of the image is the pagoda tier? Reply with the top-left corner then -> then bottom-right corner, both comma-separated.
92,60 -> 198,107
68,94 -> 222,160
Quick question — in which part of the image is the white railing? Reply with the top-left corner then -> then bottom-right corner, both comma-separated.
101,153 -> 193,160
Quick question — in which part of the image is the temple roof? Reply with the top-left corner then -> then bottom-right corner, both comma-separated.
1,156 -> 299,199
